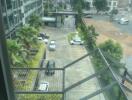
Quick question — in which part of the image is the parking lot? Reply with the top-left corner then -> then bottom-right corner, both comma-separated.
38,27 -> 105,100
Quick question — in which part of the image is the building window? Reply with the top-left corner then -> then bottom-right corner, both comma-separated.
6,0 -> 12,9
113,2 -> 117,7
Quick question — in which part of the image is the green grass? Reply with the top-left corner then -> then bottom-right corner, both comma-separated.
29,43 -> 45,68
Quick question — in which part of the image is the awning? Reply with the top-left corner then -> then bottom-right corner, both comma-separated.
42,17 -> 56,22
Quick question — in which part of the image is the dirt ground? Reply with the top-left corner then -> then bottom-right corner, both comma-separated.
83,18 -> 132,56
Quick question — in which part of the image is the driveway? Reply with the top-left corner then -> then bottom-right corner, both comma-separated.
39,27 -> 105,100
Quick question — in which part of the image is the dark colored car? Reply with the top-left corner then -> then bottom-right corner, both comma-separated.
45,60 -> 55,76
40,33 -> 49,39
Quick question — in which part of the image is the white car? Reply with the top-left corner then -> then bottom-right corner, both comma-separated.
48,40 -> 56,51
70,35 -> 84,45
118,18 -> 129,25
38,82 -> 49,91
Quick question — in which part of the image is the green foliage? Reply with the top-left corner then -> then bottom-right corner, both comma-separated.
91,40 -> 125,100
111,9 -> 118,15
99,40 -> 123,61
84,2 -> 90,10
28,43 -> 45,68
7,26 -> 40,68
14,44 -> 45,90
109,9 -> 118,21
80,25 -> 98,51
67,32 -> 76,42
72,0 -> 85,24
7,39 -> 28,67
16,26 -> 38,50
28,14 -> 42,30
93,0 -> 108,12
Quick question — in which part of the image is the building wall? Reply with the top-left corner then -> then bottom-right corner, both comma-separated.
1,0 -> 43,37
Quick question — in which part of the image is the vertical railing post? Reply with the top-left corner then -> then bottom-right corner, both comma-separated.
122,68 -> 127,84
62,68 -> 65,100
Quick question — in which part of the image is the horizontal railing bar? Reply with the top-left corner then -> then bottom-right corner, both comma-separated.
11,67 -> 64,70
127,71 -> 132,80
63,49 -> 97,69
64,67 -> 109,92
15,91 -> 63,94
80,81 -> 117,100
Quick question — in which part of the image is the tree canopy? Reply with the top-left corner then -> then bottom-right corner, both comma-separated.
28,14 -> 42,30
93,0 -> 108,13
99,40 -> 123,61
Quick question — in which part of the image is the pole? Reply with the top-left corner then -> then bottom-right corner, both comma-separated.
0,1 -> 16,100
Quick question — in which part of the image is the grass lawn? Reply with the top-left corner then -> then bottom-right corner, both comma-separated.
67,32 -> 76,43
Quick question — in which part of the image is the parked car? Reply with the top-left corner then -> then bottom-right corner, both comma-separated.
84,14 -> 93,18
38,81 -> 49,91
45,60 -> 55,76
48,40 -> 56,51
70,35 -> 84,45
37,36 -> 48,44
118,18 -> 129,25
40,32 -> 49,39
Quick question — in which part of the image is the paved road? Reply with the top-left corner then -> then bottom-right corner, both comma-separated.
93,14 -> 132,34
39,27 -> 105,100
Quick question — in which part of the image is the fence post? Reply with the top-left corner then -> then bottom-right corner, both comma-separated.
62,68 -> 65,100
122,68 -> 127,84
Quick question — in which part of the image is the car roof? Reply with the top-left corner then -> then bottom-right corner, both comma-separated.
50,40 -> 55,44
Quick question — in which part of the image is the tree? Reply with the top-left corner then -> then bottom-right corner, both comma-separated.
99,40 -> 123,61
86,25 -> 98,50
7,39 -> 28,67
71,0 -> 85,24
28,14 -> 42,30
93,0 -> 108,13
109,9 -> 118,21
16,26 -> 38,50
85,2 -> 90,10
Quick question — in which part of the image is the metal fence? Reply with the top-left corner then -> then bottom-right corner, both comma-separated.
10,49 -> 132,100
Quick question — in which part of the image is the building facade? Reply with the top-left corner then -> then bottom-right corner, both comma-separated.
0,0 -> 43,37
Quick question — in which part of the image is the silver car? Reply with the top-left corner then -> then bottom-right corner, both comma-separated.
48,40 -> 56,51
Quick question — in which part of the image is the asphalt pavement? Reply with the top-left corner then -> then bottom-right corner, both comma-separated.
38,27 -> 105,100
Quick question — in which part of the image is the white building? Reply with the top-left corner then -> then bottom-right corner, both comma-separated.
107,0 -> 118,11
85,0 -> 94,8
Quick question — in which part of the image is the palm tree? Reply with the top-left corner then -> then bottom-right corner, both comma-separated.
16,26 -> 38,50
28,14 -> 42,30
7,39 -> 28,67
